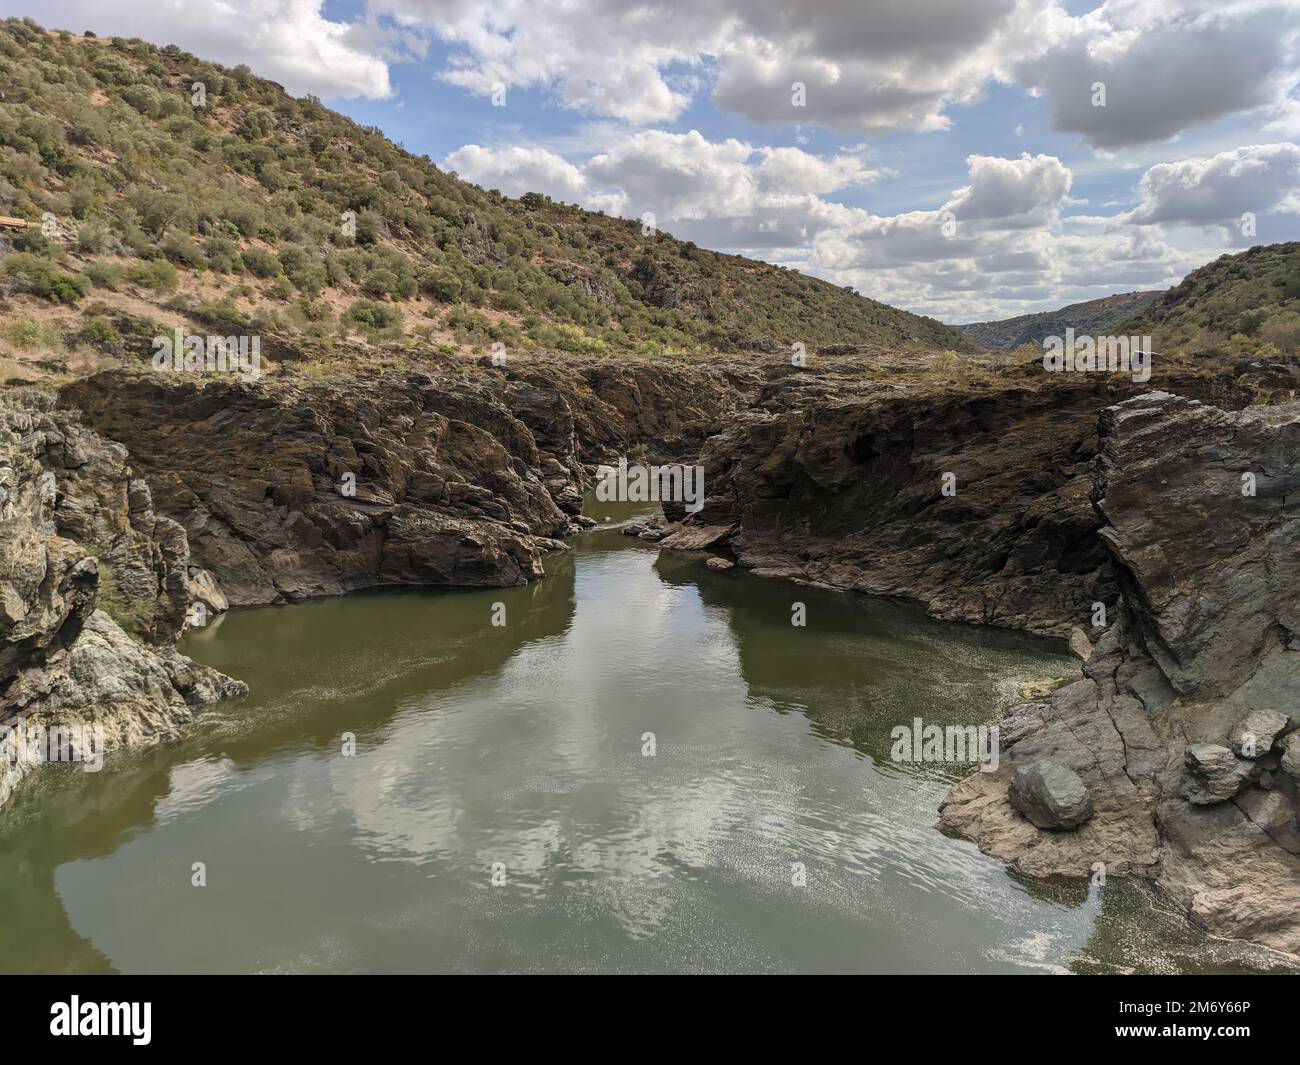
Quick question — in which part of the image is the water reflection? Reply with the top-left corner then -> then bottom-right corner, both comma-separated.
0,499 -> 1293,974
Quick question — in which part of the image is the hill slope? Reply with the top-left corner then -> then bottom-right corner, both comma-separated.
0,17 -> 978,373
957,290 -> 1163,351
1116,242 -> 1300,356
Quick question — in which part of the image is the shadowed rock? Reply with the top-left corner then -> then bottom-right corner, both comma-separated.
1,390 -> 245,811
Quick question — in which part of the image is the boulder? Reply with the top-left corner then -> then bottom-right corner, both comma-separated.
705,557 -> 734,571
1280,733 -> 1300,780
1183,744 -> 1253,805
659,523 -> 736,550
1008,760 -> 1094,830
1068,626 -> 1094,662
1229,708 -> 1289,758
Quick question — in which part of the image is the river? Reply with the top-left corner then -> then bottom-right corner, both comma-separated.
0,501 -> 1293,974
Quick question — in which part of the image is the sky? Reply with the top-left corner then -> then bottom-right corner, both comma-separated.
7,0 -> 1300,323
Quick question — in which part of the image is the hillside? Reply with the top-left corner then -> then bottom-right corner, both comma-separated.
1116,242 -> 1300,356
0,17 -> 979,382
957,290 -> 1163,351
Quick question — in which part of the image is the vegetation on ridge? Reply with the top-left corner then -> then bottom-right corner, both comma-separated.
0,16 -> 979,382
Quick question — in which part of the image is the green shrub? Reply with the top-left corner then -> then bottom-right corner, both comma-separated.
344,298 -> 401,329
127,259 -> 179,291
3,254 -> 89,302
78,317 -> 123,348
86,261 -> 129,290
0,316 -> 65,351
420,267 -> 462,302
202,237 -> 243,274
361,268 -> 399,298
241,246 -> 281,278
162,232 -> 205,267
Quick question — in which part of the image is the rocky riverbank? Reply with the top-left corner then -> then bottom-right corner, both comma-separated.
669,352 -> 1288,637
0,390 -> 246,809
939,392 -> 1300,956
57,359 -> 755,607
3,348 -> 1296,958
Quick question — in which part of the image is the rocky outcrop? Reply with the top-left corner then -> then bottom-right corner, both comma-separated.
58,359 -> 755,607
1,390 -> 245,810
940,392 -> 1300,956
1183,745 -> 1253,805
665,356 -> 1276,637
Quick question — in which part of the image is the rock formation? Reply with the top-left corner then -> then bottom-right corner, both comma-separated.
940,392 -> 1300,956
58,359 -> 753,608
665,354 -> 1281,637
4,350 -> 1293,957
0,389 -> 246,809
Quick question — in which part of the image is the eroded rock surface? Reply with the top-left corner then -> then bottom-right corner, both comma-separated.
1,390 -> 245,810
59,360 -> 754,607
940,392 -> 1300,956
665,356 -> 1274,637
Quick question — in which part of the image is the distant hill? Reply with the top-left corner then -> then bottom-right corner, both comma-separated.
957,291 -> 1163,352
1116,242 -> 1300,356
0,17 -> 979,368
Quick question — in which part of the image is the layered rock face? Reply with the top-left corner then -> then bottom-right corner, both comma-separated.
940,392 -> 1300,956
675,357 -> 1270,636
0,390 -> 245,809
58,360 -> 755,607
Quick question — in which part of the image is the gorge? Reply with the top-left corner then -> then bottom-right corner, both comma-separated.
1,17 -> 1297,976
2,344 -> 1297,966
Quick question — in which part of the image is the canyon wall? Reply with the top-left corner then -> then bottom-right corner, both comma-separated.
939,392 -> 1299,955
57,360 -> 756,608
0,389 -> 245,809
3,352 -> 1295,957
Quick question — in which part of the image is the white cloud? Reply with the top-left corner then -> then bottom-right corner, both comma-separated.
1014,1 -> 1300,150
373,0 -> 1299,146
445,130 -> 881,249
797,153 -> 1229,320
1122,143 -> 1300,227
38,0 -> 394,99
442,133 -> 1246,320
444,144 -> 589,201
949,153 -> 1073,227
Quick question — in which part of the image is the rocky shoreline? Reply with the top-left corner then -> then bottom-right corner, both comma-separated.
0,390 -> 246,809
939,392 -> 1299,956
2,350 -> 1297,957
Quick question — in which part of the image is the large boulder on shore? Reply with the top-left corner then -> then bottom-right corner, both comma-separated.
1008,761 -> 1094,830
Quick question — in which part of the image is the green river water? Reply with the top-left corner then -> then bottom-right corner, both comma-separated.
1,500 -> 1294,974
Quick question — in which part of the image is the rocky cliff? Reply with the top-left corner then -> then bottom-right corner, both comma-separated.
670,353 -> 1282,636
0,389 -> 246,809
6,349 -> 1296,957
56,359 -> 755,607
939,392 -> 1300,956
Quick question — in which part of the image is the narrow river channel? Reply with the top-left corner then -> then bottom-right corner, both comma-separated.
1,501 -> 1292,974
